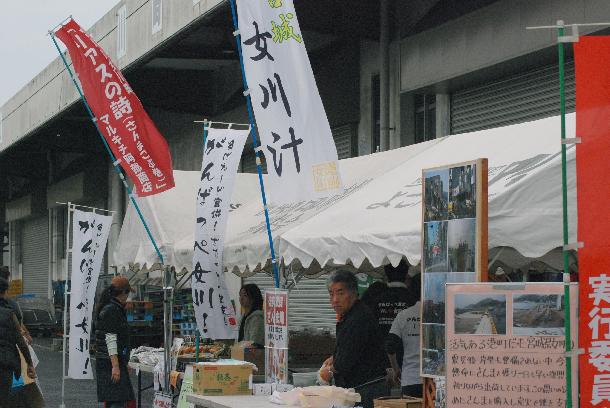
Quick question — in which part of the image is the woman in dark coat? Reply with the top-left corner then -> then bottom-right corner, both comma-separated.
94,276 -> 135,408
0,278 -> 36,408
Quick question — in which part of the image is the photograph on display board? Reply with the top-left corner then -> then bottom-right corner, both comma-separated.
448,218 -> 476,272
448,164 -> 476,219
454,293 -> 506,335
420,159 -> 488,379
512,294 -> 565,336
422,323 -> 446,377
424,221 -> 448,272
424,169 -> 449,221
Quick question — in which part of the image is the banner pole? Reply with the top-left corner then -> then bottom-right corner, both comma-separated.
228,0 -> 281,289
49,31 -> 165,265
557,20 -> 573,408
59,203 -> 73,408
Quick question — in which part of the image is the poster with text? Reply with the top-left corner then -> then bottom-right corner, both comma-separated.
192,127 -> 248,339
446,282 -> 578,408
421,159 -> 488,378
236,0 -> 343,203
68,209 -> 113,379
264,289 -> 288,383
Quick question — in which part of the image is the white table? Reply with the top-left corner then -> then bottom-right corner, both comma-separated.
186,394 -> 278,408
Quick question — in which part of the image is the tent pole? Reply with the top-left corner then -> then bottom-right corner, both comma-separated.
557,21 -> 573,408
228,0 -> 281,289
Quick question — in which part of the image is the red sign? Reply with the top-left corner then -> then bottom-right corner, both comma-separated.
55,19 -> 174,196
575,36 -> 610,407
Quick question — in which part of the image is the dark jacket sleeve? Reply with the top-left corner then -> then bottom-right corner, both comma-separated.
11,313 -> 33,366
385,333 -> 402,355
333,313 -> 372,374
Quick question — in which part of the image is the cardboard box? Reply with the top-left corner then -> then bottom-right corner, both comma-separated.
374,396 -> 423,408
231,343 -> 265,373
192,361 -> 253,396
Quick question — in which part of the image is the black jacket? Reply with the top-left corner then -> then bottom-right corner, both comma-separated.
0,300 -> 32,376
95,298 -> 131,362
333,300 -> 386,388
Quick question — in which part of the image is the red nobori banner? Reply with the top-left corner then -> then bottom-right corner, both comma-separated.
55,19 -> 174,196
575,36 -> 610,407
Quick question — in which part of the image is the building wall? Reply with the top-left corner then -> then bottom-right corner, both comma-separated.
399,0 -> 609,92
0,0 -> 224,154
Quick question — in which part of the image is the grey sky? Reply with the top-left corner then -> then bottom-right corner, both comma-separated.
0,1 -> 119,106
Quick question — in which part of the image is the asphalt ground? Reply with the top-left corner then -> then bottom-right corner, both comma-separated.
28,337 -> 155,408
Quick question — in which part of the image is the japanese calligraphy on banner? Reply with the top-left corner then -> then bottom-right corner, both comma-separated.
68,209 -> 113,379
574,36 -> 610,407
236,0 -> 343,204
55,19 -> 174,196
192,127 -> 249,339
264,290 -> 288,383
445,283 -> 578,408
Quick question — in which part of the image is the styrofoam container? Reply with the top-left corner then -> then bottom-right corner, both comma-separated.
292,371 -> 318,387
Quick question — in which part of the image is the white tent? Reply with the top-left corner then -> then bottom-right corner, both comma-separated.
114,114 -> 576,276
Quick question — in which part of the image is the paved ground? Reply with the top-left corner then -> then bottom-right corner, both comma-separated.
31,337 -> 155,408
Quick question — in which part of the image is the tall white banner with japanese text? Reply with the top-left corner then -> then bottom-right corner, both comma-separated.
68,209 -> 113,379
236,0 -> 343,204
192,127 -> 249,339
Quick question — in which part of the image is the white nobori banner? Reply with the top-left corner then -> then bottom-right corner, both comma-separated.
236,0 -> 343,204
192,127 -> 249,339
68,209 -> 113,379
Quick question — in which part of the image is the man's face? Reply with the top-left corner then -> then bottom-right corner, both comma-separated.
329,282 -> 357,316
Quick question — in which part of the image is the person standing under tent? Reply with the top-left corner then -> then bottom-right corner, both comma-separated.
322,270 -> 388,408
0,267 -> 31,344
0,278 -> 36,408
238,284 -> 264,346
385,273 -> 422,397
94,276 -> 135,408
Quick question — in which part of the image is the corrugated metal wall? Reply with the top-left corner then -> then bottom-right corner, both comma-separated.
451,60 -> 575,134
21,215 -> 49,298
243,273 -> 336,331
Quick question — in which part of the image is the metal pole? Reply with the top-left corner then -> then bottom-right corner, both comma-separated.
163,265 -> 173,392
49,32 -> 164,265
379,0 -> 391,151
228,0 -> 281,288
557,20 -> 573,408
60,203 -> 73,408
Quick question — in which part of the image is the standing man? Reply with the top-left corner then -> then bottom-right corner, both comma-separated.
322,270 -> 388,408
385,273 -> 422,397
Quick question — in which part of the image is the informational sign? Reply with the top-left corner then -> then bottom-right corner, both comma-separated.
264,289 -> 288,383
574,36 -> 610,408
153,392 -> 173,408
192,127 -> 248,339
68,209 -> 113,379
236,0 -> 343,204
54,19 -> 174,196
177,365 -> 195,408
421,159 -> 488,378
445,282 -> 578,408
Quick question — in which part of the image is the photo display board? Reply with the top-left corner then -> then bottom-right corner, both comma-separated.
421,159 -> 488,377
445,283 -> 578,408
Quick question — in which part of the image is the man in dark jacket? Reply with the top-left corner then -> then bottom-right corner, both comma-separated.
324,270 -> 388,408
0,267 -> 31,344
0,278 -> 35,408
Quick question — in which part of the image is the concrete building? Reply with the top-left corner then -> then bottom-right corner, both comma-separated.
0,0 -> 605,301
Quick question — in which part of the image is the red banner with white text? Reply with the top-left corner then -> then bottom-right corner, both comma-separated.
55,19 -> 174,196
575,36 -> 610,407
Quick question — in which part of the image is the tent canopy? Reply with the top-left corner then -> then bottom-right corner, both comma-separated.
114,114 -> 576,276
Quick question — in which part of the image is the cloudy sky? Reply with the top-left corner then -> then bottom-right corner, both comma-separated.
0,1 -> 119,106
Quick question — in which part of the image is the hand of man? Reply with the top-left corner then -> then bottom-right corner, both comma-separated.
27,365 -> 37,379
391,368 -> 401,386
111,366 -> 121,383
